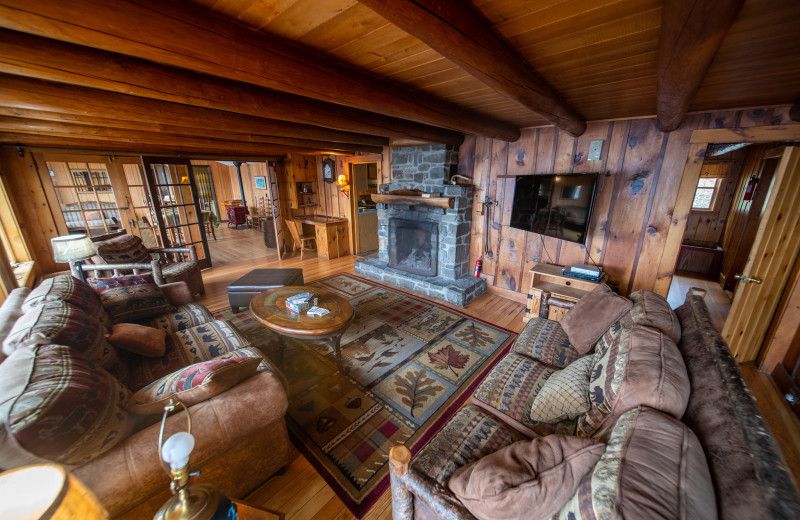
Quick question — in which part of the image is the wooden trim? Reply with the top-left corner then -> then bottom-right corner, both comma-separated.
690,125 -> 800,143
371,194 -> 454,209
0,1 -> 517,140
0,30 -> 463,145
358,0 -> 584,136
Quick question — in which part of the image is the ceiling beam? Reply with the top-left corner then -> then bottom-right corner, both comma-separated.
0,30 -> 463,146
791,100 -> 800,123
357,0 -> 586,137
0,118 -> 362,156
0,75 -> 386,152
0,0 -> 519,141
656,0 -> 745,132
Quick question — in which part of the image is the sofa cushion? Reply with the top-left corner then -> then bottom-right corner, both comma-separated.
22,275 -> 104,319
0,287 -> 29,363
526,355 -> 592,423
412,404 -> 529,484
94,234 -> 151,264
629,289 -> 682,343
106,323 -> 167,357
577,323 -> 690,437
89,274 -> 174,323
2,301 -> 127,384
128,357 -> 261,415
447,436 -> 604,520
161,262 -> 198,278
136,303 -> 214,334
0,345 -> 134,468
513,316 -> 579,368
559,284 -> 633,354
555,406 -> 717,520
471,353 -> 577,437
127,320 -> 250,390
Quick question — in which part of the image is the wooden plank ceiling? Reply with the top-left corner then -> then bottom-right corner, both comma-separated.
0,0 -> 798,156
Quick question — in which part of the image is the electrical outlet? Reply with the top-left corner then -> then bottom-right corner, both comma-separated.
588,140 -> 604,161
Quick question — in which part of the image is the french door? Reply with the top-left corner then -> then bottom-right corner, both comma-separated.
141,157 -> 211,269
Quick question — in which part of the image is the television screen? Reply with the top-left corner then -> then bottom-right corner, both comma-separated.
508,173 -> 598,244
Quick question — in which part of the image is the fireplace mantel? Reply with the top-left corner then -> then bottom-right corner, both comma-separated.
371,193 -> 454,209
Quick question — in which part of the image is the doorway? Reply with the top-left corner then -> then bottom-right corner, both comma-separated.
351,162 -> 379,255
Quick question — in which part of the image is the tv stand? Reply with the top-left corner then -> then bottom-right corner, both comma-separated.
523,263 -> 606,323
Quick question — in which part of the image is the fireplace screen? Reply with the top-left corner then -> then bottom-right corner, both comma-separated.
388,218 -> 438,277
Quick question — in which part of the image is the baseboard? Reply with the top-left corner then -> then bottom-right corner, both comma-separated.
485,284 -> 527,303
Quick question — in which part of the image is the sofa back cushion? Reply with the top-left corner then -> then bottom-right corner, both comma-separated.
447,435 -> 605,520
2,301 -> 127,384
93,234 -> 150,264
628,289 -> 682,343
0,287 -> 29,362
0,345 -> 134,468
577,323 -> 690,436
88,274 -> 174,324
559,284 -> 633,354
555,406 -> 717,520
22,275 -> 103,317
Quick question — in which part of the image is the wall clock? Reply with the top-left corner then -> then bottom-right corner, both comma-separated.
322,158 -> 335,183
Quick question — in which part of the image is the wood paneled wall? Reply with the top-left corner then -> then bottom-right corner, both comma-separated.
462,106 -> 798,298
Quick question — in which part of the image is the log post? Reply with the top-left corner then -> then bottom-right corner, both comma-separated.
389,445 -> 414,520
538,292 -> 551,319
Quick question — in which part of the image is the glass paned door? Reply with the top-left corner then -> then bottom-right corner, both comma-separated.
192,165 -> 219,222
141,157 -> 211,268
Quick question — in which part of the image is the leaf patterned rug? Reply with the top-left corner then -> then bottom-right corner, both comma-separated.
213,273 -> 516,517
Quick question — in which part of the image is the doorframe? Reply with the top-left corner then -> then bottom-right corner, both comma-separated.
343,154 -> 383,255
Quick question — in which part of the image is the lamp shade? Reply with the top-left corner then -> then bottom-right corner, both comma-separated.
0,464 -> 108,519
51,235 -> 95,263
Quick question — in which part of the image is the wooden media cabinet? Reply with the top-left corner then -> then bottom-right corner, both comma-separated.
523,263 -> 606,323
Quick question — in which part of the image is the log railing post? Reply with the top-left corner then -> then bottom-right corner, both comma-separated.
389,445 -> 414,520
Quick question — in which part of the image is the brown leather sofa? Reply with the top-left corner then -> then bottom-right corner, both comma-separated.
388,289 -> 800,520
0,276 -> 291,519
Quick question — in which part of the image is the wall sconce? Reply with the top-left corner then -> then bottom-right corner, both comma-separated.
336,174 -> 350,197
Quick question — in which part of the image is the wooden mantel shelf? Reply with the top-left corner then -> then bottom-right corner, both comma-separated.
371,194 -> 454,209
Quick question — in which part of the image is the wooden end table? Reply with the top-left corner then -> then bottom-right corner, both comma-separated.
249,286 -> 355,374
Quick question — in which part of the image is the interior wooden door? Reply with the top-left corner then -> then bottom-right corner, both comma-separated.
723,146 -> 800,362
266,161 -> 286,256
141,157 -> 211,269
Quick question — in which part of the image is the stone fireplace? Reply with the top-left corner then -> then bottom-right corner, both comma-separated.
355,144 -> 486,306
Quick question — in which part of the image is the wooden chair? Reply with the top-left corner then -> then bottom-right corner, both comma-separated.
286,219 -> 315,260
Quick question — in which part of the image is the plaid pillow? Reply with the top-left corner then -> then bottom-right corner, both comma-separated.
94,234 -> 151,264
89,275 -> 174,323
128,357 -> 260,415
0,344 -> 133,466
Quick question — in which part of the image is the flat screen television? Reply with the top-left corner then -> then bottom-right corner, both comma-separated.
508,173 -> 598,244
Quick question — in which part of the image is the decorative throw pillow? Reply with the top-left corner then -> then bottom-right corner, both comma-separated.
106,323 -> 167,357
128,357 -> 260,415
0,344 -> 133,467
93,234 -> 151,264
560,284 -> 633,354
89,274 -> 174,323
514,316 -> 580,368
447,435 -> 605,520
526,355 -> 593,423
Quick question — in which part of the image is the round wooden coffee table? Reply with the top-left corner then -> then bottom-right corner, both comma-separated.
249,286 -> 355,374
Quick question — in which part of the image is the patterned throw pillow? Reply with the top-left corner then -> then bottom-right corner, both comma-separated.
128,357 -> 260,415
93,234 -> 151,264
2,300 -> 127,384
89,275 -> 174,323
526,355 -> 593,423
514,317 -> 580,368
0,345 -> 133,467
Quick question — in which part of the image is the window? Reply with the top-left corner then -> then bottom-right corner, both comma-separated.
46,161 -> 121,236
691,177 -> 721,210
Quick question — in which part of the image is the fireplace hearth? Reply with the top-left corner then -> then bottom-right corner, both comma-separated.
355,144 -> 485,306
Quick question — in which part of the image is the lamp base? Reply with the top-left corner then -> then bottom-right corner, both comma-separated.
153,483 -> 236,520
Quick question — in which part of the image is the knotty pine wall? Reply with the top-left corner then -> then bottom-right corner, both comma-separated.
461,106 -> 798,299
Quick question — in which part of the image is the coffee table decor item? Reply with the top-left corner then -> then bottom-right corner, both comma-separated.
215,273 -> 517,517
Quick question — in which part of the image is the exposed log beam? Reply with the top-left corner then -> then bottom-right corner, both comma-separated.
357,0 -> 585,137
791,100 -> 800,123
657,0 -> 745,132
0,75 -> 388,148
0,0 -> 519,141
0,118 -> 363,156
0,30 -> 463,146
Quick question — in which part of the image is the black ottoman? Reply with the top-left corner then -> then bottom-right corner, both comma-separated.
227,268 -> 304,312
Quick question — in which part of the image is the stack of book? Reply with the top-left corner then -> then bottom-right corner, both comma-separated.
285,292 -> 316,313
562,263 -> 603,282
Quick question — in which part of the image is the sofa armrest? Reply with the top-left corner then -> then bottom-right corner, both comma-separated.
389,445 -> 476,520
149,246 -> 198,263
74,369 -> 288,517
159,281 -> 193,305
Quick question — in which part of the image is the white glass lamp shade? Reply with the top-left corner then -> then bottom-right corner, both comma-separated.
51,235 -> 95,263
161,432 -> 195,470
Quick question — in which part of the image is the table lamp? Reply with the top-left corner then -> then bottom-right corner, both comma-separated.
0,464 -> 109,519
51,234 -> 95,282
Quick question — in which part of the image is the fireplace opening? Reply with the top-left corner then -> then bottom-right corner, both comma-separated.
388,218 -> 438,277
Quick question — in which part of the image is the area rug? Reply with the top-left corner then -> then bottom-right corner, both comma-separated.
213,273 -> 516,517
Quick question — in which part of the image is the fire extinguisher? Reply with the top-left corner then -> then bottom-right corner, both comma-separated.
473,256 -> 482,277
743,176 -> 759,201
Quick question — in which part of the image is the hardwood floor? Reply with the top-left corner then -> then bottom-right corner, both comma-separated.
194,242 -> 798,516
667,271 -> 731,332
194,240 -> 527,519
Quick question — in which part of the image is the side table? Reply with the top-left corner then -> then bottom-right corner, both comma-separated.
523,263 -> 606,322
